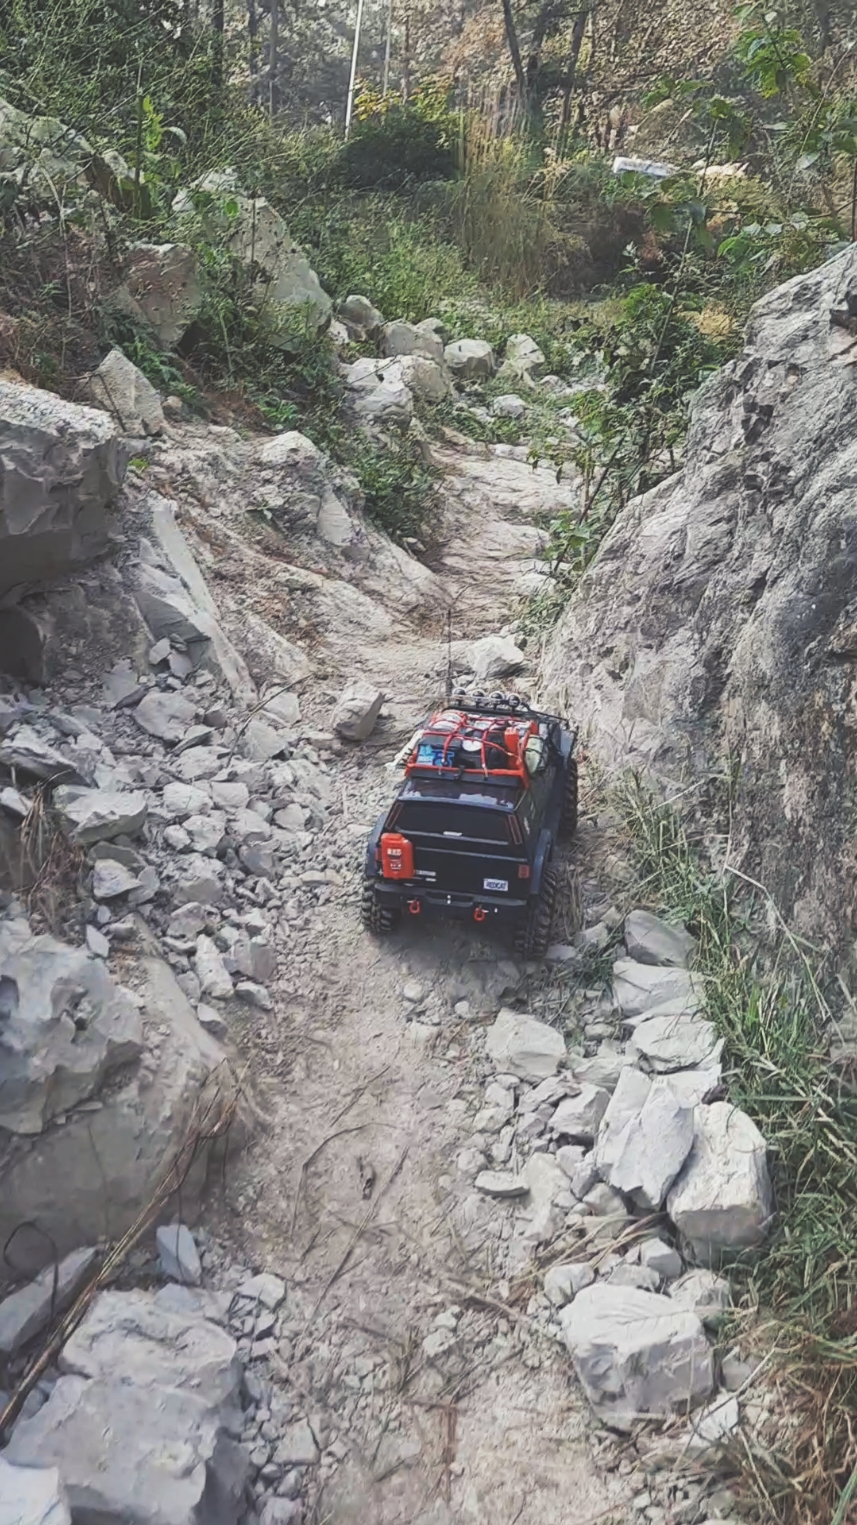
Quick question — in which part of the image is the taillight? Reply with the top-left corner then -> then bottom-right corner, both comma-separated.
380,832 -> 415,880
517,864 -> 530,879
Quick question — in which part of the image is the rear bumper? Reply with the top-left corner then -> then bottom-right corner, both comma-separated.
372,880 -> 527,922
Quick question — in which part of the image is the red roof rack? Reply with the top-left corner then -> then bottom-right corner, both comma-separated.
403,707 -> 539,786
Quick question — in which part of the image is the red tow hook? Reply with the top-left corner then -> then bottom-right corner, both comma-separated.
473,906 -> 487,923
408,899 -> 422,915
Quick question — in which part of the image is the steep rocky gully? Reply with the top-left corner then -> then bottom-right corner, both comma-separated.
0,255 -> 824,1525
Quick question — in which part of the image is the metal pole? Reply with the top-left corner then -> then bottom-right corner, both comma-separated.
382,0 -> 393,95
344,0 -> 366,138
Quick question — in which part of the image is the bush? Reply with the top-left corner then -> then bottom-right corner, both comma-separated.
342,81 -> 458,192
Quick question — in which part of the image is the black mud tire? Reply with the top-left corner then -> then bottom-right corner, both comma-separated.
560,758 -> 579,840
360,880 -> 401,936
514,864 -> 558,961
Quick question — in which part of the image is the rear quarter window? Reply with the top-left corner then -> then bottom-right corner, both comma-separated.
392,803 -> 511,842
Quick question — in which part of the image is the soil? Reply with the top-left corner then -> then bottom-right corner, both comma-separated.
199,432 -> 637,1525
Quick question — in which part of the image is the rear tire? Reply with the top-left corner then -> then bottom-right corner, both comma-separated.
560,758 -> 579,839
514,864 -> 558,960
360,880 -> 401,936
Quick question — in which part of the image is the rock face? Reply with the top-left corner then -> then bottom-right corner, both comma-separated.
561,1283 -> 714,1424
541,244 -> 857,957
7,1287 -> 248,1525
0,379 -> 128,601
667,1101 -> 774,1264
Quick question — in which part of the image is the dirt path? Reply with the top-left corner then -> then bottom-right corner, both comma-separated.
199,436 -> 632,1525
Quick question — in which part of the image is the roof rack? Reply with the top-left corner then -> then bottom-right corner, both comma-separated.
403,705 -> 541,787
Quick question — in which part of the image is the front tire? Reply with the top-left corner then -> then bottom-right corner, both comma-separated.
560,758 -> 578,839
514,864 -> 558,960
360,880 -> 401,936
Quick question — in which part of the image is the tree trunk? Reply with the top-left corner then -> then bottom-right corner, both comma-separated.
559,9 -> 588,128
382,0 -> 393,93
402,11 -> 411,101
248,0 -> 259,102
500,0 -> 528,109
269,0 -> 279,116
212,0 -> 224,86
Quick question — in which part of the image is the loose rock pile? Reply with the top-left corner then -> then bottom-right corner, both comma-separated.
453,907 -> 773,1440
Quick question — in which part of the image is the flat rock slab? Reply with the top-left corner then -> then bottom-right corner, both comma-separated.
54,785 -> 148,845
628,1013 -> 723,1072
550,1083 -> 609,1142
604,1078 -> 694,1211
624,909 -> 696,968
667,1102 -> 774,1264
612,958 -> 701,1017
561,1282 -> 714,1425
475,1170 -> 528,1198
134,689 -> 196,743
485,1007 -> 565,1082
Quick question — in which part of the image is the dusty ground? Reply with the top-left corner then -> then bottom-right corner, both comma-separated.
195,433 -> 638,1525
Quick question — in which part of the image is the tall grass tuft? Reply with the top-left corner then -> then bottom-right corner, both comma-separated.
615,770 -> 857,1524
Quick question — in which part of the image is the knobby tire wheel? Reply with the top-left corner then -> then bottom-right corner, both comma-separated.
560,758 -> 579,839
360,880 -> 400,936
514,863 -> 558,960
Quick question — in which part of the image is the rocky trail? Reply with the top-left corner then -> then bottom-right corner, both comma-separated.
0,317 -> 779,1525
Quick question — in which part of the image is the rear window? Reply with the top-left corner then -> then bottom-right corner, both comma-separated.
392,802 -> 511,842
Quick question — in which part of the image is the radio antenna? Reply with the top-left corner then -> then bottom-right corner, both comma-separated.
445,607 -> 453,702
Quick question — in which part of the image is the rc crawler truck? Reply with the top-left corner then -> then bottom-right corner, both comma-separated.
360,691 -> 578,959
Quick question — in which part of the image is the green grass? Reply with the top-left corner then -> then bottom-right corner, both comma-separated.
615,771 -> 857,1524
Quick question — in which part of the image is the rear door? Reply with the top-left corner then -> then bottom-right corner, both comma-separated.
389,801 -> 525,896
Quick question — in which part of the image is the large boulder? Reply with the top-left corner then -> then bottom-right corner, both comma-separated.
7,1287 -> 248,1525
130,492 -> 255,702
173,171 -> 331,337
561,1282 -> 714,1424
498,333 -> 545,384
0,380 -> 128,602
667,1101 -> 774,1264
87,348 -> 165,437
612,957 -> 701,1017
541,245 -> 857,959
381,320 -> 444,363
105,243 -> 202,349
0,931 -> 236,1284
